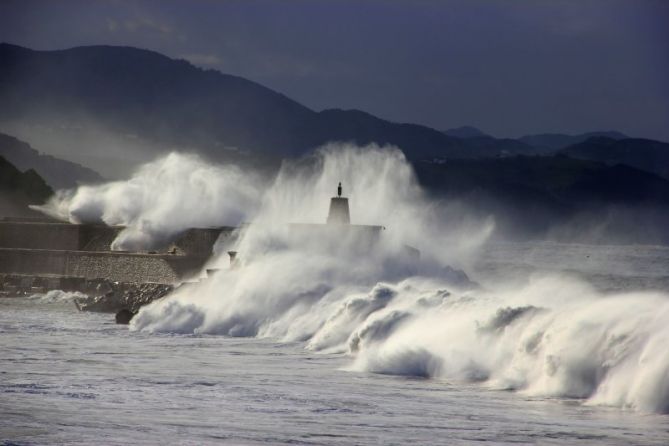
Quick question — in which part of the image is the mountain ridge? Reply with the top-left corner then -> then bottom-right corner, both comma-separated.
416,155 -> 669,243
442,126 -> 490,139
2,42 -> 668,194
518,131 -> 629,152
0,154 -> 53,218
0,42 -> 472,171
558,136 -> 669,180
0,132 -> 103,189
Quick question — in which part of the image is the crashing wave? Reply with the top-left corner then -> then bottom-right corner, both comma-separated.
86,144 -> 669,414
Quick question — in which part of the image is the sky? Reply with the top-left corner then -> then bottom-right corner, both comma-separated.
1,0 -> 668,141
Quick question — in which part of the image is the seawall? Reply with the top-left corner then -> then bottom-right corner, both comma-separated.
0,248 -> 203,283
0,220 -> 234,255
0,219 -> 235,300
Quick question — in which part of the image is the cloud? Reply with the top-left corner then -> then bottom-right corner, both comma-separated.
123,17 -> 174,35
105,12 -> 187,43
106,18 -> 118,32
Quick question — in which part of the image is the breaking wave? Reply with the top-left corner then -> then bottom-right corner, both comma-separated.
41,143 -> 669,413
134,265 -> 669,413
348,277 -> 669,414
33,152 -> 262,250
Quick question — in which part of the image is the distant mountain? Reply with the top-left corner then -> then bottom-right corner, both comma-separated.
0,132 -> 103,189
457,136 -> 537,158
9,43 -> 620,175
0,43 -> 480,173
6,42 -> 661,181
558,137 -> 669,180
518,131 -> 628,153
3,41 -> 669,242
415,155 -> 669,243
0,155 -> 53,217
443,126 -> 490,139
417,155 -> 669,207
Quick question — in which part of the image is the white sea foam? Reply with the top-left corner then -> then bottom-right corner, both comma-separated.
30,289 -> 87,303
36,143 -> 669,413
347,276 -> 669,413
33,152 -> 262,250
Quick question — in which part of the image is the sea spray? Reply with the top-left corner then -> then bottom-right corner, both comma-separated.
130,144 -> 488,336
35,143 -> 669,413
32,152 -> 262,250
132,146 -> 669,413
348,276 -> 669,413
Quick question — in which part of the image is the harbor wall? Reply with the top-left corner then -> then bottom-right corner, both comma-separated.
0,248 -> 205,283
0,221 -> 86,250
0,220 -> 234,287
0,220 -> 234,254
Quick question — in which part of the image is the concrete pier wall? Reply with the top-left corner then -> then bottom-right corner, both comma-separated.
0,220 -> 233,254
0,248 -> 205,283
173,227 -> 235,256
0,221 -> 84,250
0,220 -> 232,285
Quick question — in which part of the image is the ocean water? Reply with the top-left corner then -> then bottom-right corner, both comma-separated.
2,242 -> 669,445
473,241 -> 669,293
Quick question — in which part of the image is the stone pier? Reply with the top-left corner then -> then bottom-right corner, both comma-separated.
0,218 -> 235,301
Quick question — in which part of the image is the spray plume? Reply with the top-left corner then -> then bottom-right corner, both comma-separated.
34,143 -> 669,414
33,153 -> 262,250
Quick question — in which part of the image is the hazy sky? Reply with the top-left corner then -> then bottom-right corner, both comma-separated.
2,0 -> 668,140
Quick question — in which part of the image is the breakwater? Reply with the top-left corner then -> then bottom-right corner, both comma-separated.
0,218 -> 234,310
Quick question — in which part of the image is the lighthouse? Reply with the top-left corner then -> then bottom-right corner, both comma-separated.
326,182 -> 351,224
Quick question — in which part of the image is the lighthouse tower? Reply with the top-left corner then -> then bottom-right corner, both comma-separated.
326,182 -> 351,224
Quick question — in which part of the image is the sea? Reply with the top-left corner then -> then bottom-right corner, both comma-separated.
2,241 -> 669,445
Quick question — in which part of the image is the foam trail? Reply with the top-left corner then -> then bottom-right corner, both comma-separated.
29,290 -> 87,303
33,153 -> 262,250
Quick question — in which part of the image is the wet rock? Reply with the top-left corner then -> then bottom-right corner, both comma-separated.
74,280 -> 173,313
115,309 -> 135,324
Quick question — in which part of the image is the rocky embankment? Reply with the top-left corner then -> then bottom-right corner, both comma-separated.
73,280 -> 173,322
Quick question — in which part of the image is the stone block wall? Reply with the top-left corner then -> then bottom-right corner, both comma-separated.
0,221 -> 81,250
0,220 -> 232,255
0,248 -> 206,283
0,220 -> 230,286
172,227 -> 235,256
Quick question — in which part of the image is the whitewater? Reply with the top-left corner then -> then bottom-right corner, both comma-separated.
5,145 -> 669,444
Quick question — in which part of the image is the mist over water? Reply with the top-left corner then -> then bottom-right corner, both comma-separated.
35,144 -> 669,414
